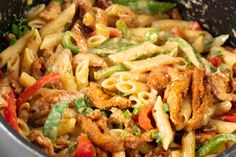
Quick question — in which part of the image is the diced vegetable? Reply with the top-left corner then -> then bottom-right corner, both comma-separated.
138,105 -> 153,130
124,110 -> 131,119
196,134 -> 236,157
112,0 -> 175,14
130,120 -> 141,136
132,108 -> 140,115
4,90 -> 18,132
222,113 -> 236,123
164,103 -> 170,113
61,31 -> 79,54
151,131 -> 162,145
16,73 -> 60,106
208,56 -> 221,67
210,50 -> 223,57
73,135 -> 95,157
116,20 -> 130,38
94,63 -> 128,80
42,101 -> 68,142
144,28 -> 159,43
74,96 -> 93,116
170,37 -> 202,68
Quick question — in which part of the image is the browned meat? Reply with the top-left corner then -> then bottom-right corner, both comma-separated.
71,22 -> 88,53
187,83 -> 214,131
77,0 -> 94,13
29,130 -> 55,156
29,88 -> 83,126
144,147 -> 170,157
72,53 -> 107,68
164,75 -> 191,130
147,66 -> 170,93
126,149 -> 141,157
98,0 -> 113,9
191,68 -> 205,114
124,136 -> 144,149
39,2 -> 61,21
108,107 -> 125,126
141,129 -> 159,142
209,72 -> 236,102
77,114 -> 124,152
18,102 -> 30,122
86,83 -> 131,109
96,147 -> 108,157
195,131 -> 217,143
31,57 -> 45,79
88,109 -> 103,120
54,135 -> 70,152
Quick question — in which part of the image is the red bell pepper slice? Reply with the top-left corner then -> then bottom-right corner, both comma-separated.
109,27 -> 122,38
222,113 -> 236,123
74,135 -> 95,157
16,73 -> 60,106
208,56 -> 221,67
4,90 -> 18,132
138,104 -> 153,130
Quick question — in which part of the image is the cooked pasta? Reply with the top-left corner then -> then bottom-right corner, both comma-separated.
0,1 -> 235,157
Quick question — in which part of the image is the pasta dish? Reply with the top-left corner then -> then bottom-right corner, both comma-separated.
0,0 -> 236,157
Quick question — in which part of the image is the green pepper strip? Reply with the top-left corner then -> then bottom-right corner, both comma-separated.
61,31 -> 79,55
42,101 -> 68,142
94,63 -> 128,80
196,134 -> 236,157
116,20 -> 131,38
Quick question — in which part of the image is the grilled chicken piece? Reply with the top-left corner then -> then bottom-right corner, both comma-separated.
144,147 -> 170,157
164,75 -> 191,130
208,72 -> 236,102
29,130 -> 55,156
29,88 -> 83,126
186,68 -> 214,131
77,114 -> 124,152
86,83 -> 131,109
195,131 -> 217,143
39,2 -> 61,21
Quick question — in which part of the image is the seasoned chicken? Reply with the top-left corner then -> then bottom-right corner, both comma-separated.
164,75 -> 191,130
86,83 -> 131,109
77,114 -> 124,152
195,131 -> 217,143
29,88 -> 83,126
186,68 -> 214,131
208,72 -> 236,102
144,147 -> 170,157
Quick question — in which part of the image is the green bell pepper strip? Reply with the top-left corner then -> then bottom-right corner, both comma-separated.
61,31 -> 79,54
116,20 -> 131,38
196,134 -> 236,157
42,101 -> 68,142
112,0 -> 175,14
94,63 -> 128,80
170,37 -> 202,69
144,28 -> 159,43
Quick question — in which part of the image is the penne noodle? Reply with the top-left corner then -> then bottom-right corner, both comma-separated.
26,29 -> 42,58
182,131 -> 195,157
95,23 -> 110,38
40,33 -> 62,50
87,35 -> 107,48
214,101 -> 232,116
26,4 -> 46,21
19,72 -> 37,88
116,81 -> 149,94
21,48 -> 35,74
28,18 -> 46,29
129,95 -> 143,108
17,118 -> 30,138
123,54 -> 180,73
112,151 -> 126,157
7,54 -> 20,77
40,4 -> 76,38
192,35 -> 204,53
0,30 -> 33,68
208,119 -> 236,134
75,59 -> 89,90
111,72 -> 147,82
136,14 -> 169,27
137,91 -> 157,105
152,19 -> 194,30
101,77 -> 117,91
108,42 -> 163,63
152,96 -> 174,150
180,95 -> 192,125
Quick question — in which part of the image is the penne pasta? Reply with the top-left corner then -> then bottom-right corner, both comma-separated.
116,81 -> 149,94
19,72 -> 37,88
182,131 -> 195,157
95,23 -> 110,38
75,59 -> 89,90
26,4 -> 46,21
0,30 -> 33,68
123,54 -> 180,73
137,91 -> 157,105
152,19 -> 194,30
101,77 -> 117,91
40,33 -> 62,50
112,151 -> 126,157
87,35 -> 107,48
152,96 -> 174,150
108,42 -> 163,63
208,119 -> 236,134
214,101 -> 232,116
26,29 -> 42,58
180,95 -> 192,125
7,54 -> 20,77
129,95 -> 143,108
136,14 -> 169,27
111,72 -> 147,82
28,18 -> 47,29
17,118 -> 30,138
40,4 -> 76,38
21,48 -> 35,74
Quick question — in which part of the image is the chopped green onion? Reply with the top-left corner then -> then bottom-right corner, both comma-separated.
84,95 -> 93,107
164,103 -> 169,113
94,63 -> 129,80
144,28 -> 159,43
132,108 -> 140,115
151,131 -> 162,145
130,120 -> 141,136
74,96 -> 93,116
42,101 -> 68,142
124,110 -> 131,119
61,31 -> 79,54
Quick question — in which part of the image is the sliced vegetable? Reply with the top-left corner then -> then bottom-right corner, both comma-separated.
144,28 -> 159,43
132,107 -> 140,115
61,31 -> 79,54
112,0 -> 175,14
151,131 -> 162,145
74,96 -> 93,116
196,134 -> 236,157
208,56 -> 221,67
74,135 -> 95,157
16,73 -> 60,106
4,90 -> 18,132
204,34 -> 229,51
42,101 -> 68,142
138,104 -> 153,130
222,113 -> 236,123
94,63 -> 128,80
210,50 -> 223,57
164,103 -> 170,113
170,37 -> 202,68
116,20 -> 130,38
109,27 -> 122,38
124,110 -> 131,119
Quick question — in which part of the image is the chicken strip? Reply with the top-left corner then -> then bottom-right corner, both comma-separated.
164,75 -> 191,130
86,83 -> 131,109
208,72 -> 236,102
77,114 -> 124,152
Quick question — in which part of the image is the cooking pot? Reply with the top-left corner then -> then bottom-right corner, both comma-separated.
0,0 -> 235,156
